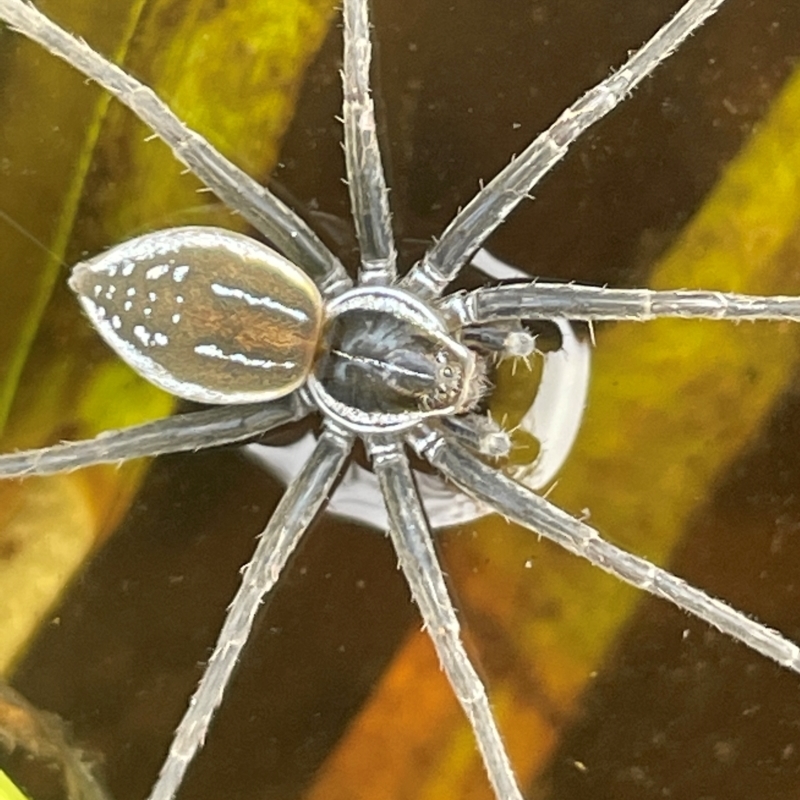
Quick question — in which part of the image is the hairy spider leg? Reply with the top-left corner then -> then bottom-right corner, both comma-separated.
0,0 -> 351,297
341,0 -> 526,794
411,427 -> 800,674
370,436 -> 525,800
0,396 -> 308,479
147,423 -> 354,800
147,3 -> 403,795
343,0 -> 397,285
401,0 -> 730,300
440,282 -> 800,326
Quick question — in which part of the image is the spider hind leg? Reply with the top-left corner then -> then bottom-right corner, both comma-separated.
0,0 -> 350,295
146,422 -> 354,800
369,435 -> 526,800
415,428 -> 800,675
0,396 -> 309,479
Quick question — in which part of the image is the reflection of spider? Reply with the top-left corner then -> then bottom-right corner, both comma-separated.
1,0 -> 800,799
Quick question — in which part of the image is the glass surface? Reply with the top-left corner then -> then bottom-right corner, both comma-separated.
2,1 -> 800,799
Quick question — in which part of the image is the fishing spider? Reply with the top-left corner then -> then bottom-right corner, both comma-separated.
1,0 -> 800,798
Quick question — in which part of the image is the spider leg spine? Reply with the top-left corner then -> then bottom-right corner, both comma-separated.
0,0 -> 351,296
369,434 -> 525,800
145,420 -> 354,800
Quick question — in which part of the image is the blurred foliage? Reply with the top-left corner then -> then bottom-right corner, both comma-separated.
0,0 -> 338,674
0,771 -> 29,800
1,1 -> 800,799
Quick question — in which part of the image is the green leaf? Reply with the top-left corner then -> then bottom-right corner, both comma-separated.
0,0 -> 338,674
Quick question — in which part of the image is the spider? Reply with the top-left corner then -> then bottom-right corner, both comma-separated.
1,0 -> 800,799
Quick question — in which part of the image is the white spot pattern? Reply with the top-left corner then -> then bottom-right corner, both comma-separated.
146,264 -> 171,280
133,325 -> 151,347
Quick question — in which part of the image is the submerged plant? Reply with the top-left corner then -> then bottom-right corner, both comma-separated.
1,0 -> 800,798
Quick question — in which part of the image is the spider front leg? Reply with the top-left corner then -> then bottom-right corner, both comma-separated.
440,282 -> 800,326
368,435 -> 525,800
0,0 -> 350,296
401,0 -> 729,300
412,427 -> 800,674
147,422 -> 354,800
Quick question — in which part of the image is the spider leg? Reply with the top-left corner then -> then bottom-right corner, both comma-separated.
412,428 -> 800,674
440,281 -> 800,326
146,421 -> 354,800
402,0 -> 729,300
0,0 -> 351,297
368,435 -> 525,800
0,395 -> 308,478
460,321 -> 537,358
440,414 -> 511,459
342,0 -> 397,286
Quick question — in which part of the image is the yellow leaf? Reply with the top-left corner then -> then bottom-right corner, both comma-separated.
0,771 -> 29,800
0,0 -> 338,674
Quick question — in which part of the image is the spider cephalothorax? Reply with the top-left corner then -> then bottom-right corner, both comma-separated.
308,285 -> 487,430
2,1 -> 800,799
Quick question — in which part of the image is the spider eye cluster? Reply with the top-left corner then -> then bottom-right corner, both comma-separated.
426,351 -> 466,411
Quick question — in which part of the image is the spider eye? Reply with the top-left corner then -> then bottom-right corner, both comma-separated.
69,226 -> 323,404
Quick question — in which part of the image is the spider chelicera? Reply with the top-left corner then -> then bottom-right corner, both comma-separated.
1,0 -> 800,798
